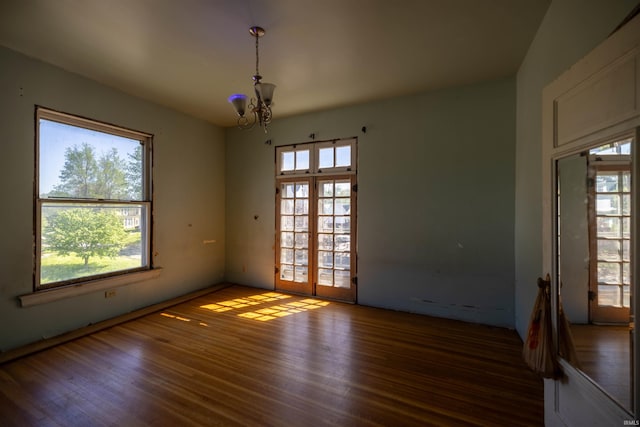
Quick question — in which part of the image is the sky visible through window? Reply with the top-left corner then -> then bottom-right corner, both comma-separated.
39,119 -> 141,196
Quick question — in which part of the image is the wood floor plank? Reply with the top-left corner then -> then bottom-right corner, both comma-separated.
0,285 -> 543,426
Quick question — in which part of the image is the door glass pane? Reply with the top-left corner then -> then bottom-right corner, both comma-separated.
335,270 -> 350,288
318,269 -> 333,285
281,249 -> 293,264
281,199 -> 294,214
279,180 -> 310,285
281,232 -> 294,248
281,265 -> 294,281
294,266 -> 308,282
317,178 -> 352,289
294,233 -> 308,249
596,194 -> 620,214
319,182 -> 333,197
319,199 -> 333,215
598,262 -> 620,283
295,199 -> 309,214
281,216 -> 294,231
318,234 -> 333,250
596,172 -> 619,192
282,183 -> 295,198
597,239 -> 620,261
318,251 -> 333,268
598,284 -> 621,307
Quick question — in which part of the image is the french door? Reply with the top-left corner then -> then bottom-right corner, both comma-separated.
275,175 -> 356,302
588,158 -> 632,324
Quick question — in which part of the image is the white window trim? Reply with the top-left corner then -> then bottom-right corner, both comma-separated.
20,268 -> 162,307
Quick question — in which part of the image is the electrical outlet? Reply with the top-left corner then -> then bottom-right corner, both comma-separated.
105,289 -> 116,298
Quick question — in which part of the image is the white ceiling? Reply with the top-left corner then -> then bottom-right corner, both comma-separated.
0,0 -> 551,127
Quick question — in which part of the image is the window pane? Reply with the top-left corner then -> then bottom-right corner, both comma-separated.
319,181 -> 333,197
319,148 -> 334,168
40,119 -> 143,201
596,173 -> 619,192
319,199 -> 333,215
623,262 -> 630,285
597,217 -> 620,238
295,199 -> 309,215
294,216 -> 309,231
596,194 -> 620,215
335,182 -> 351,197
623,217 -> 630,238
335,216 -> 350,234
335,198 -> 350,215
40,203 -> 146,285
318,217 -> 333,233
318,234 -> 333,250
296,150 -> 309,170
318,269 -> 333,286
598,262 -> 621,283
281,152 -> 294,171
335,253 -> 350,269
281,232 -> 294,248
597,239 -> 620,261
623,171 -> 631,191
281,183 -> 295,198
623,240 -> 630,261
295,249 -> 308,265
318,251 -> 333,268
295,183 -> 309,198
335,146 -> 351,167
335,270 -> 351,288
280,265 -> 294,281
294,233 -> 308,249
281,199 -> 294,215
294,266 -> 307,283
281,248 -> 294,264
335,235 -> 350,251
281,216 -> 294,231
598,284 -> 621,307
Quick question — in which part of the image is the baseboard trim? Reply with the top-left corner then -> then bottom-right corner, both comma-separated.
0,283 -> 231,364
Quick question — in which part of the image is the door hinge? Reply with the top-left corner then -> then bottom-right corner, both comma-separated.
275,187 -> 280,195
588,290 -> 596,301
352,184 -> 358,192
275,266 -> 279,275
352,276 -> 358,286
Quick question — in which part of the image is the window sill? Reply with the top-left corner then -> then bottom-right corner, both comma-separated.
19,268 -> 162,307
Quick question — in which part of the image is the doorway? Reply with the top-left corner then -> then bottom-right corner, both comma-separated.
274,139 -> 357,302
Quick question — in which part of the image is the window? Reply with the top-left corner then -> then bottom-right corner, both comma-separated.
275,138 -> 357,302
35,107 -> 152,290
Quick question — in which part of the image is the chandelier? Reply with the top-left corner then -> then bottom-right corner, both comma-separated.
228,26 -> 276,132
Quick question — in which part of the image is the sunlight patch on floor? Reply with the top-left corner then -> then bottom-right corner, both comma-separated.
199,292 -> 330,321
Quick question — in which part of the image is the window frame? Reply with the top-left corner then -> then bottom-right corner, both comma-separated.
34,107 -> 153,292
275,138 -> 357,177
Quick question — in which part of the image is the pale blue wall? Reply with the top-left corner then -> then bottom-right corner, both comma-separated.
514,0 -> 638,338
0,46 -> 226,351
226,77 -> 516,327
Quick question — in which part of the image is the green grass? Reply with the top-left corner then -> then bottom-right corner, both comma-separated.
41,232 -> 143,284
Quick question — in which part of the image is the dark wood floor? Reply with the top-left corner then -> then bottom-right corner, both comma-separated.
0,285 -> 543,426
571,324 -> 631,410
